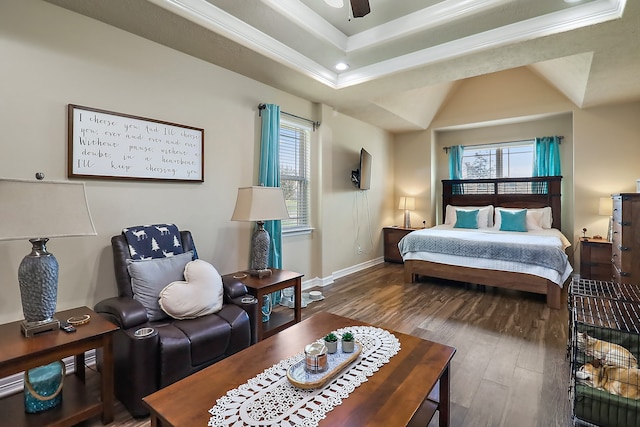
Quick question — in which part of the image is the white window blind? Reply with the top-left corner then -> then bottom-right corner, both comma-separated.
280,117 -> 311,231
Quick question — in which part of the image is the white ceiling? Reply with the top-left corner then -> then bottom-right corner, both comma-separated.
44,0 -> 639,132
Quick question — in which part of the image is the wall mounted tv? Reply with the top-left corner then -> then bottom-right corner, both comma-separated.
351,148 -> 372,190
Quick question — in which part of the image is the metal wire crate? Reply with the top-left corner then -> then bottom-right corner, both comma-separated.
569,291 -> 640,427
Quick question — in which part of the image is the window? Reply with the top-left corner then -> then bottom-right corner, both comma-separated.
279,118 -> 311,232
461,140 -> 534,179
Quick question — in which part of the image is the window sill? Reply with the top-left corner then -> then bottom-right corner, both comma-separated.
283,227 -> 314,237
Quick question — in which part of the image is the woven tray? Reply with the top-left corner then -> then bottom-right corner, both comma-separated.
287,342 -> 362,389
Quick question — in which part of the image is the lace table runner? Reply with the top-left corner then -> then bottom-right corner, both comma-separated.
208,325 -> 401,427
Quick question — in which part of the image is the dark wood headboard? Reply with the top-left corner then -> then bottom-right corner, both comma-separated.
442,176 -> 562,229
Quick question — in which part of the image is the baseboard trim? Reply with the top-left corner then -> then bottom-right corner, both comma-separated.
0,350 -> 97,398
302,257 -> 384,290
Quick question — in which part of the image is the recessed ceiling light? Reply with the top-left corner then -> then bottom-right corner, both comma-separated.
335,62 -> 349,71
324,0 -> 344,8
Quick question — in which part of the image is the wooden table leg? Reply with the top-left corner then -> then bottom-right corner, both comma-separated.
256,289 -> 265,341
74,352 -> 85,383
294,278 -> 302,323
439,364 -> 451,427
101,334 -> 115,424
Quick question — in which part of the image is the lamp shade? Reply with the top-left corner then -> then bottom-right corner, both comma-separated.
0,178 -> 96,241
231,186 -> 290,222
398,197 -> 415,211
598,197 -> 613,216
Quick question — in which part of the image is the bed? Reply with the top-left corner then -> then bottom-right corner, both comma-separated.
400,176 -> 572,309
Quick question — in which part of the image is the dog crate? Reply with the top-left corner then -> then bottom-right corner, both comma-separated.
569,278 -> 640,427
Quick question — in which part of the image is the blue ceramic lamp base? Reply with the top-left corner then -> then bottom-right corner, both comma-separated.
18,238 -> 61,337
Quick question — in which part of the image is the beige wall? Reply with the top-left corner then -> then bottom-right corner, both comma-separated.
0,0 -> 393,324
317,105 -> 394,279
573,102 -> 640,242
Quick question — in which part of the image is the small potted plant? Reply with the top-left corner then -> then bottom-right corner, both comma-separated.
341,331 -> 355,353
324,332 -> 338,354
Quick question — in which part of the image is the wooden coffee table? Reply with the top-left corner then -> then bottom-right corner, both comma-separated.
143,312 -> 456,427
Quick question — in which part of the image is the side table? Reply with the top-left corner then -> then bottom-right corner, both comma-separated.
0,306 -> 118,426
580,238 -> 612,281
383,226 -> 419,263
224,269 -> 304,341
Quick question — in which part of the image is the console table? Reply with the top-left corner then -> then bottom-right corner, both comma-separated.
0,307 -> 118,426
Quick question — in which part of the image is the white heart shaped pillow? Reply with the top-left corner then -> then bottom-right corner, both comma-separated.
158,259 -> 224,319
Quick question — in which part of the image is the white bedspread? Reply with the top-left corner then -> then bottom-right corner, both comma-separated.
399,225 -> 573,287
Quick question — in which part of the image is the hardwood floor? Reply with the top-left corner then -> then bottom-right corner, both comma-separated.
81,262 -> 572,426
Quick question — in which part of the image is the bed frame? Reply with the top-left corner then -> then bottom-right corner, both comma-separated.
403,176 -> 565,309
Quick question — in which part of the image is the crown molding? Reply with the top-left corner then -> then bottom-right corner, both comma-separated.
337,0 -> 627,87
149,0 -> 627,89
346,0 -> 513,52
148,0 -> 338,86
261,0 -> 348,51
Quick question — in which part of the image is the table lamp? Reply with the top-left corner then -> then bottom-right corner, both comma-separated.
0,176 -> 96,337
398,196 -> 415,228
231,186 -> 290,278
598,197 -> 613,242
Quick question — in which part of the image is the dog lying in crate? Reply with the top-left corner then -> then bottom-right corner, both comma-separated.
577,332 -> 639,369
577,361 -> 640,400
572,307 -> 640,426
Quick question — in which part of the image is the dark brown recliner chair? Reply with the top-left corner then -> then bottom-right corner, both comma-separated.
95,230 -> 258,417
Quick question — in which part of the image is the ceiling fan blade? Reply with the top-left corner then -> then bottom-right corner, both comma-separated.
350,0 -> 370,18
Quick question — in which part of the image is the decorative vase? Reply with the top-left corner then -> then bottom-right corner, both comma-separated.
18,238 -> 59,323
324,340 -> 338,354
341,339 -> 355,353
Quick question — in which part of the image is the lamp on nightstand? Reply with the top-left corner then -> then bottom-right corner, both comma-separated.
398,197 -> 415,228
598,197 -> 613,242
0,175 -> 96,337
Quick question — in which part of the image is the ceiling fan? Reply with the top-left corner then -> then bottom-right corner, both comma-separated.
324,0 -> 371,18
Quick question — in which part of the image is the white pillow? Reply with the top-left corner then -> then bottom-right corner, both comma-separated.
159,259 -> 224,320
493,207 -> 553,230
445,205 -> 494,228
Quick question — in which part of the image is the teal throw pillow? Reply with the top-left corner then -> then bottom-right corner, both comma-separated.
454,209 -> 479,229
499,210 -> 528,232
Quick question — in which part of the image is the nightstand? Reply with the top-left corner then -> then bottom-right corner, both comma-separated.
383,226 -> 419,263
580,238 -> 612,281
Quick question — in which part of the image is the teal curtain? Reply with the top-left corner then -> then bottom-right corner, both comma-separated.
259,104 -> 283,269
259,104 -> 282,307
448,145 -> 464,194
533,136 -> 561,176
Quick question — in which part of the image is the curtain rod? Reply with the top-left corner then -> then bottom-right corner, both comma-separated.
258,103 -> 320,131
443,136 -> 563,152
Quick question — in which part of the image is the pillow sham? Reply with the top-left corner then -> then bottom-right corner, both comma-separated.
499,210 -> 528,232
127,250 -> 194,321
159,259 -> 223,320
454,209 -> 479,229
444,205 -> 494,228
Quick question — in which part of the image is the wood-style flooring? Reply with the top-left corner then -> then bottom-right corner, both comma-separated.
81,262 -> 572,427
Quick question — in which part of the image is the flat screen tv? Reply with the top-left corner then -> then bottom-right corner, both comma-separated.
351,148 -> 372,190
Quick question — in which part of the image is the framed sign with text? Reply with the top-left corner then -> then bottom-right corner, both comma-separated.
68,104 -> 204,182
